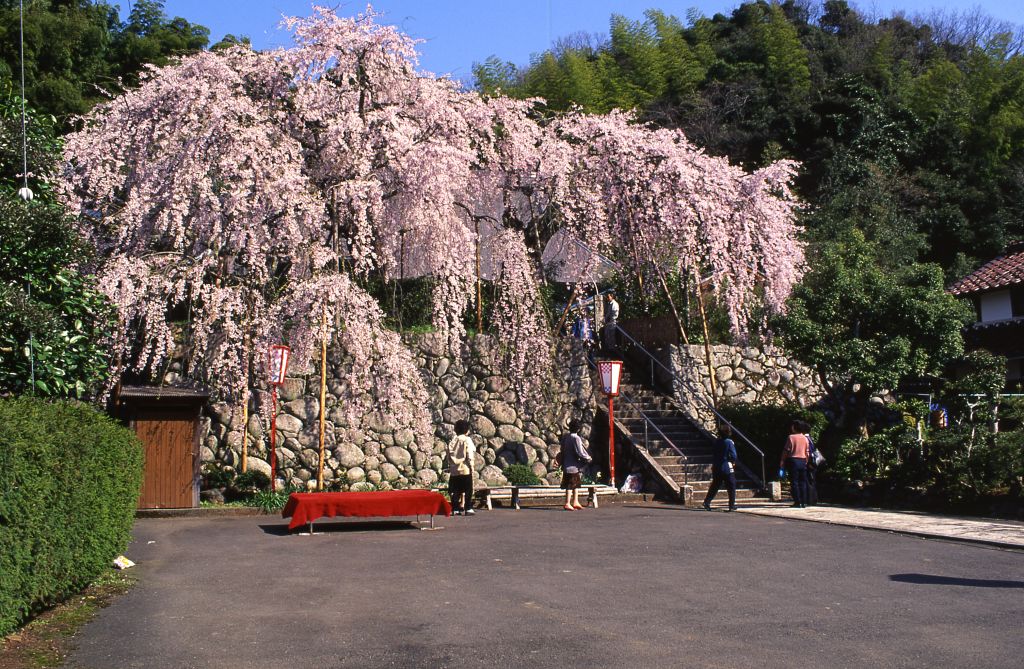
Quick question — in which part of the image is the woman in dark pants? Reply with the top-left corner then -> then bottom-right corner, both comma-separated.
780,421 -> 810,508
702,424 -> 738,511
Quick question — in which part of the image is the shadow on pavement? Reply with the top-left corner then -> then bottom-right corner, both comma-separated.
890,573 -> 1024,588
259,520 -> 424,535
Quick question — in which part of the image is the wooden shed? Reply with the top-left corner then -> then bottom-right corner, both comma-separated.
116,385 -> 209,509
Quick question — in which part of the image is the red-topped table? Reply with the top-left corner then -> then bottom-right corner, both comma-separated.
282,490 -> 452,532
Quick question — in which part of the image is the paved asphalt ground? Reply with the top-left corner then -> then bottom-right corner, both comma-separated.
68,505 -> 1023,669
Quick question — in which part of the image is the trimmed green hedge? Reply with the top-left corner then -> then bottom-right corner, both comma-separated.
717,401 -> 828,471
503,463 -> 542,486
0,397 -> 143,636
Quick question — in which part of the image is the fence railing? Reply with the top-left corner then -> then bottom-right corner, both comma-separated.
585,356 -> 688,488
611,324 -> 768,491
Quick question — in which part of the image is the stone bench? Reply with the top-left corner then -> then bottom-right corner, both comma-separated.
477,484 -> 616,510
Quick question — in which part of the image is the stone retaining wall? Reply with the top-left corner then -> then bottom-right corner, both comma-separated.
199,335 -> 596,490
657,344 -> 823,430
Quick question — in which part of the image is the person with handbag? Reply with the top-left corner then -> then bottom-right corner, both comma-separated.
558,419 -> 592,510
702,423 -> 738,511
780,420 -> 811,508
804,421 -> 826,505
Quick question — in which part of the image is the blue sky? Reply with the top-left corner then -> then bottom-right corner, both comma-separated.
159,1 -> 1024,81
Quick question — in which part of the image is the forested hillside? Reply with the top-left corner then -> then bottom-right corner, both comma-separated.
0,0 -> 210,121
474,0 -> 1024,280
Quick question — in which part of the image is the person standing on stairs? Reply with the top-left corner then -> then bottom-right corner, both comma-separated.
559,419 -> 593,510
602,291 -> 620,353
702,423 -> 738,511
780,421 -> 811,508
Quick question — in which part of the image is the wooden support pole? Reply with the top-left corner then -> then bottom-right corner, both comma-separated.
475,219 -> 483,333
694,280 -> 719,410
240,388 -> 249,473
555,284 -> 580,335
317,309 -> 328,492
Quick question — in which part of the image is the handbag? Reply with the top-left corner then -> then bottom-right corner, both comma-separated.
812,448 -> 826,468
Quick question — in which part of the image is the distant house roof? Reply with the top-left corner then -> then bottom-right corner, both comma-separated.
948,242 -> 1024,296
116,385 -> 210,407
541,229 -> 618,284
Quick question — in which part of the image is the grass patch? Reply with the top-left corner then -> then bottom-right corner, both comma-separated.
0,570 -> 136,669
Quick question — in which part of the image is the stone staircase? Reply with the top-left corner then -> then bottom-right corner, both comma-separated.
611,364 -> 765,506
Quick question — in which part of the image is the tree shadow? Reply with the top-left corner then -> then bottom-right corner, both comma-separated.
889,573 -> 1024,589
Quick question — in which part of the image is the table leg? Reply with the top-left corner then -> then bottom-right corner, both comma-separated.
512,486 -> 520,511
308,521 -> 314,535
592,488 -> 599,509
430,515 -> 434,529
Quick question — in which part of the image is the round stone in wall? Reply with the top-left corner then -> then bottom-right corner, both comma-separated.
346,466 -> 366,483
332,442 -> 364,468
275,414 -> 303,438
497,424 -> 524,444
480,464 -> 507,485
484,400 -> 516,425
416,469 -> 438,486
380,463 -> 401,481
394,428 -> 415,448
470,415 -> 496,438
384,446 -> 412,467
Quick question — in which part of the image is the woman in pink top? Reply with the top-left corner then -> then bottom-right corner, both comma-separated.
780,421 -> 810,508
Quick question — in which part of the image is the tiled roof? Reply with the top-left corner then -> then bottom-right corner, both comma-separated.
118,385 -> 210,400
948,243 -> 1024,295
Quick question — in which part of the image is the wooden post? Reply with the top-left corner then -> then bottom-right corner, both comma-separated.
317,310 -> 328,492
555,284 -> 580,335
475,219 -> 483,333
694,279 -> 718,410
240,389 -> 249,473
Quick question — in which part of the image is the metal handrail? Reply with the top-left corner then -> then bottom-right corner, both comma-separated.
585,356 -> 688,488
611,324 -> 768,490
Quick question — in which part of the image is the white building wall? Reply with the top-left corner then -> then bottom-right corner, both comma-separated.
979,290 -> 1013,322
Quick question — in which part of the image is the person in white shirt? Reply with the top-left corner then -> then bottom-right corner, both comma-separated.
446,419 -> 476,515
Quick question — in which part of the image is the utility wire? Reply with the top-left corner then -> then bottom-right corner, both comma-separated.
19,0 -> 28,192
19,0 -> 35,393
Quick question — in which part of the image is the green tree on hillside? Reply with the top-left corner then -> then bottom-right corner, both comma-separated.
0,0 -> 210,121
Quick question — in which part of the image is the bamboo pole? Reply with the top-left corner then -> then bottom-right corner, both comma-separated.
240,388 -> 249,473
475,219 -> 483,333
317,308 -> 328,492
555,284 -> 580,335
694,279 -> 719,410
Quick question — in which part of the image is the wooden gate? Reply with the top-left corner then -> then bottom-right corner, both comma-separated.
117,386 -> 208,509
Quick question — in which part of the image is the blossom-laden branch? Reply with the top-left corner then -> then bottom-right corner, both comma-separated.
59,4 -> 805,436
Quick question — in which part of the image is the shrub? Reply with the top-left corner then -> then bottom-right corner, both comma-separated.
245,484 -> 303,512
0,397 -> 144,636
503,463 -> 542,486
717,401 -> 828,468
233,470 -> 270,492
201,463 -> 235,489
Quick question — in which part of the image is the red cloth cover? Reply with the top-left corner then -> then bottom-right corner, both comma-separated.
282,490 -> 452,530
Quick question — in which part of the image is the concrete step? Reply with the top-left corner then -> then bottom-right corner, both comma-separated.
685,486 -> 762,498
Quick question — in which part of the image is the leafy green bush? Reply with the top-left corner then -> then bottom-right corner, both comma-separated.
233,470 -> 270,492
201,463 -> 235,489
717,401 -> 828,467
502,463 -> 542,486
0,397 -> 144,636
244,484 -> 304,512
